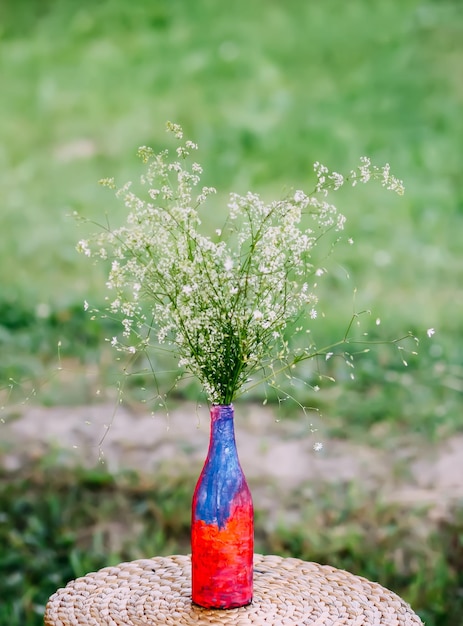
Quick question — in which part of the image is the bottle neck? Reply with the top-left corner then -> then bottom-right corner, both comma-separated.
210,404 -> 234,423
209,404 -> 237,455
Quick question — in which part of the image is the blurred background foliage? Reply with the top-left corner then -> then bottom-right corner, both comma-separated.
1,0 -> 462,624
1,463 -> 463,626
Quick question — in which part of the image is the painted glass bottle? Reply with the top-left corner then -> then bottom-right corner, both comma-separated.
191,404 -> 254,609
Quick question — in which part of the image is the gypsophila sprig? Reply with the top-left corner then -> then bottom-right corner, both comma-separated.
77,122 -> 405,405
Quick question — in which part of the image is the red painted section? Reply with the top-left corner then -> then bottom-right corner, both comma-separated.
191,501 -> 253,608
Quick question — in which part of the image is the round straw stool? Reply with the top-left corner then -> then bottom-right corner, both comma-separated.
44,553 -> 423,625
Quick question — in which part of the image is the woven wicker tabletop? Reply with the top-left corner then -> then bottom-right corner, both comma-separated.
44,553 -> 423,625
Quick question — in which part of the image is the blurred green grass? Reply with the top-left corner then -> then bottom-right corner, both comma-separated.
1,0 -> 462,297
1,0 -> 462,434
1,462 -> 462,626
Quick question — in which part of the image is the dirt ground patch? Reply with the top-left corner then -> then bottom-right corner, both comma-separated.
2,402 -> 463,524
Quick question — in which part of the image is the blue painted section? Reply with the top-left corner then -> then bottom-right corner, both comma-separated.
193,405 -> 244,528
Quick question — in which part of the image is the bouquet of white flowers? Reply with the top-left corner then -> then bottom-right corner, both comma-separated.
77,122 -> 405,406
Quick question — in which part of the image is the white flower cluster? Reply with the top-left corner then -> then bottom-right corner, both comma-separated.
314,156 -> 404,196
78,123 -> 404,404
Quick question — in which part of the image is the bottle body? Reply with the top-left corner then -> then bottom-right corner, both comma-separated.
191,404 -> 253,608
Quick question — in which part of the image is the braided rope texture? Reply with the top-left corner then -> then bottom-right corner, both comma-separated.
44,554 -> 423,625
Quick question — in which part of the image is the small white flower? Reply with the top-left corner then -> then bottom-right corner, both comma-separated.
253,310 -> 263,321
310,308 -> 317,319
313,442 -> 323,452
111,337 -> 118,347
161,185 -> 173,199
182,285 -> 193,295
427,328 -> 435,338
224,257 -> 233,271
166,121 -> 183,138
77,240 -> 91,257
84,300 -> 89,311
329,171 -> 344,190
